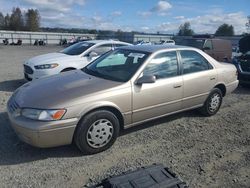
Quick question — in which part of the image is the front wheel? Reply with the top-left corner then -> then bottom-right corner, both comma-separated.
74,110 -> 120,154
199,88 -> 223,116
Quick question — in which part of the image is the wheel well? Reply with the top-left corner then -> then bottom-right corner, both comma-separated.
81,106 -> 124,129
61,67 -> 76,72
214,84 -> 226,97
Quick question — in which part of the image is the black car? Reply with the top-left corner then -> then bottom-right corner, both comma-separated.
232,51 -> 250,86
234,35 -> 250,86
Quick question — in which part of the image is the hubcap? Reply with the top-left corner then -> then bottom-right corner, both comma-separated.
86,119 -> 114,148
209,93 -> 221,112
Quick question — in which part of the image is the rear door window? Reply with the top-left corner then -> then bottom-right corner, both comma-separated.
92,44 -> 113,56
179,50 -> 213,74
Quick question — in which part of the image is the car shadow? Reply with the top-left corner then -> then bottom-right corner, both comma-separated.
0,109 -> 200,166
0,79 -> 26,92
120,110 -> 199,136
233,85 -> 250,95
0,112 -> 82,166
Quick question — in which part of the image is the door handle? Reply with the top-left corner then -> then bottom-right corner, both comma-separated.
173,84 -> 182,88
210,77 -> 216,80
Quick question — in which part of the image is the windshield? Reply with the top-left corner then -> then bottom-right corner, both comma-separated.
61,42 -> 94,55
178,39 -> 205,49
83,49 -> 149,82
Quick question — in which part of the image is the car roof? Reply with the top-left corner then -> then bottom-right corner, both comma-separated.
119,45 -> 191,53
83,40 -> 130,45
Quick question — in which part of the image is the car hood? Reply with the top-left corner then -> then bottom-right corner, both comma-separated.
14,70 -> 122,109
25,52 -> 81,66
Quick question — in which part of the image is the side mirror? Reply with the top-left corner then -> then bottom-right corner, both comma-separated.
135,75 -> 156,85
88,51 -> 98,58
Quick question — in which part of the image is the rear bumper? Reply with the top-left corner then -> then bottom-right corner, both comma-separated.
8,111 -> 78,148
226,80 -> 239,95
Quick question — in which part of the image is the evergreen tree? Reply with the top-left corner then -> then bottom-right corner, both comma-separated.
178,22 -> 194,36
25,9 -> 40,31
9,7 -> 24,31
214,23 -> 234,36
0,12 -> 4,29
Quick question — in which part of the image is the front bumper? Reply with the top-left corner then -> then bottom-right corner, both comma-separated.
24,65 -> 60,81
7,111 -> 78,148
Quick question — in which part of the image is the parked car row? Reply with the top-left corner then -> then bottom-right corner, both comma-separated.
7,41 -> 239,154
134,39 -> 175,46
24,40 -> 131,80
232,35 -> 250,85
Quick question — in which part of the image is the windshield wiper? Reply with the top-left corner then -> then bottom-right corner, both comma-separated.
82,67 -> 123,82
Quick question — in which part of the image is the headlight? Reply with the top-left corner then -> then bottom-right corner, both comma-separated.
34,63 -> 59,69
21,108 -> 66,121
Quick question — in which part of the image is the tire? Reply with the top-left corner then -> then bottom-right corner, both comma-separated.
74,110 -> 120,154
199,88 -> 223,116
61,68 -> 75,72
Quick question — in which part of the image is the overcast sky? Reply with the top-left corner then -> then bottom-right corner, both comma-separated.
0,0 -> 249,34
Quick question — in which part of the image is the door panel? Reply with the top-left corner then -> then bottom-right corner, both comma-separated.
132,51 -> 183,123
179,50 -> 217,109
182,70 -> 217,108
132,77 -> 183,123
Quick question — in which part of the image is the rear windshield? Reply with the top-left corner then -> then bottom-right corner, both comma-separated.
177,39 -> 205,49
61,42 -> 94,55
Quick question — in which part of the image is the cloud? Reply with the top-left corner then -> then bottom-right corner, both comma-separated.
92,16 -> 102,23
22,0 -> 85,13
174,16 -> 185,20
111,11 -> 122,17
16,0 -> 124,31
141,26 -> 150,31
156,11 -> 247,34
187,11 -> 247,34
0,0 -> 247,35
137,0 -> 172,17
151,0 -> 172,12
137,11 -> 152,17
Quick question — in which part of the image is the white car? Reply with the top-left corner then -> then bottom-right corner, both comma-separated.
157,39 -> 175,45
24,40 -> 131,80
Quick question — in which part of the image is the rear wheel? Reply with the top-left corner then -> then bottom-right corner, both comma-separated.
199,88 -> 223,116
74,110 -> 120,154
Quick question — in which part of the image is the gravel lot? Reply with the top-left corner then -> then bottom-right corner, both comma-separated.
0,45 -> 249,188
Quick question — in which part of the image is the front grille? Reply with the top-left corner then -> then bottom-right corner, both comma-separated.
24,65 -> 33,74
240,61 -> 250,72
8,97 -> 19,114
24,73 -> 32,81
